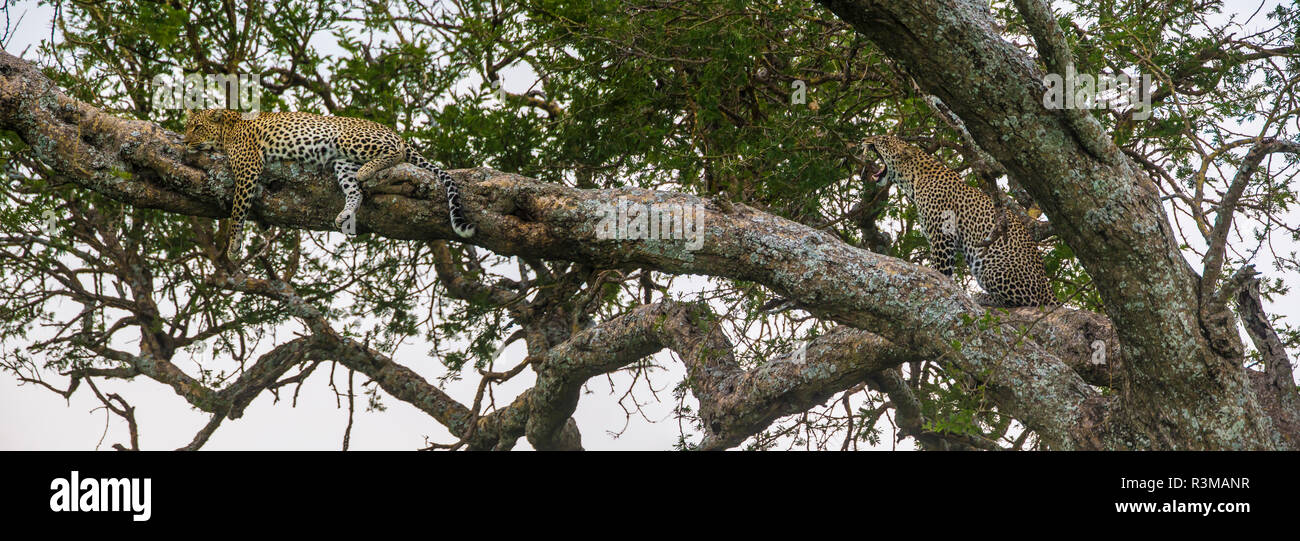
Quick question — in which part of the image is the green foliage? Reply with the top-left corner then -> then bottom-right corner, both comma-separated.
2,0 -> 1296,450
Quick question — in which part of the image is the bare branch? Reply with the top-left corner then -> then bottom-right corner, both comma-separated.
1201,138 -> 1300,295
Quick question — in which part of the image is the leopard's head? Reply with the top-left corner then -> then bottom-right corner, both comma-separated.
861,134 -> 926,189
183,109 -> 243,152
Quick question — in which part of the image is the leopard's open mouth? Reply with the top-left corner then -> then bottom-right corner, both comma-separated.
863,142 -> 887,184
872,164 -> 888,183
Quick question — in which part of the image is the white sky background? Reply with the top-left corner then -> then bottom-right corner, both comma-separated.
0,0 -> 1295,451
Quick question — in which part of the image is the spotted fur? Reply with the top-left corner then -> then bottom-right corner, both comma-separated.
183,109 -> 475,261
863,135 -> 1057,307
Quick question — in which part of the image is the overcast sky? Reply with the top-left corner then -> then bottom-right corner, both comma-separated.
1,0 -> 1294,451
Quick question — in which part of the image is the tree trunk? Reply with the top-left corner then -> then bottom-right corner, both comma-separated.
818,0 -> 1283,448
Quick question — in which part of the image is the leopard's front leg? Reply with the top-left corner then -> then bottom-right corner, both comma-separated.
225,143 -> 264,262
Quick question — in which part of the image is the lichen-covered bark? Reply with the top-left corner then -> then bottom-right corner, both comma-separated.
1,49 -> 1287,449
817,0 -> 1284,449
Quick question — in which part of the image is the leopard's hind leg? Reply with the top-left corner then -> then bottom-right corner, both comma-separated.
406,149 -> 475,238
334,160 -> 362,234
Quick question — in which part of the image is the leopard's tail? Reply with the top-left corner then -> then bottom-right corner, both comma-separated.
406,149 -> 475,238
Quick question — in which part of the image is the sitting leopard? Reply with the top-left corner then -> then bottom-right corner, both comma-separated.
862,135 -> 1057,307
183,109 -> 475,261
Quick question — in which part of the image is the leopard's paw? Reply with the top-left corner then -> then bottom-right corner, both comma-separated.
335,212 -> 357,235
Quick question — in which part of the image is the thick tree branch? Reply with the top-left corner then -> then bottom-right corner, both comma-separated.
480,300 -> 1134,450
1235,268 -> 1300,447
1011,0 -> 1124,167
